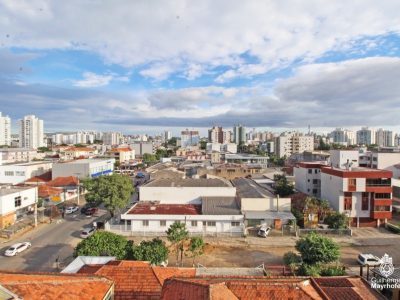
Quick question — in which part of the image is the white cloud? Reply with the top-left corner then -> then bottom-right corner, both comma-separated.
73,72 -> 129,87
1,1 -> 400,81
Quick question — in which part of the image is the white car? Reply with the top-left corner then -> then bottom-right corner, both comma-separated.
5,242 -> 31,257
357,253 -> 381,266
257,226 -> 272,238
80,227 -> 96,239
65,206 -> 79,214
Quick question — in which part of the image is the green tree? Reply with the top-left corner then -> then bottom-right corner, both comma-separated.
187,237 -> 205,265
297,264 -> 321,276
131,238 -> 169,265
74,231 -> 131,259
324,212 -> 348,229
93,139 -> 103,144
83,174 -> 134,217
283,251 -> 302,274
295,232 -> 340,265
142,153 -> 157,162
274,174 -> 294,197
166,222 -> 189,266
37,146 -> 51,153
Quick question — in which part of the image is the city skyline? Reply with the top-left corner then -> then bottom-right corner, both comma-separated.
1,2 -> 400,133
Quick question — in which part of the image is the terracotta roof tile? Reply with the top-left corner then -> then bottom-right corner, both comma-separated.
110,148 -> 132,152
152,267 -> 196,285
48,176 -> 79,187
0,271 -> 113,300
65,147 -> 96,152
38,185 -> 63,198
25,171 -> 52,184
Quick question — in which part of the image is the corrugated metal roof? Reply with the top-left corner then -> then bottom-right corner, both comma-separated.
201,197 -> 241,215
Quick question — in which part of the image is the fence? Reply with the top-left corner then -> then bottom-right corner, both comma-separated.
105,221 -> 243,237
297,228 -> 352,236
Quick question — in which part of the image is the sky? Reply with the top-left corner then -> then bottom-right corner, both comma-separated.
1,0 -> 400,135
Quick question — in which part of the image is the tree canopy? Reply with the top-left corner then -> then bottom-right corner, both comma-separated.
83,174 -> 134,217
166,222 -> 189,266
324,212 -> 348,229
274,174 -> 294,197
74,231 -> 131,259
295,232 -> 340,265
187,236 -> 205,265
131,238 -> 169,265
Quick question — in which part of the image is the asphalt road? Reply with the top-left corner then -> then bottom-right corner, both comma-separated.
0,208 -> 107,272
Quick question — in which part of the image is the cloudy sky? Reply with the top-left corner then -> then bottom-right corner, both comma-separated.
1,0 -> 400,135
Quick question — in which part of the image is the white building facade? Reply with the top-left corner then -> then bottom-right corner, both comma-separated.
52,159 -> 115,179
19,115 -> 44,149
0,161 -> 52,184
0,112 -> 11,146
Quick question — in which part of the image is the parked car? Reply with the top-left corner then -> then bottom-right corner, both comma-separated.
136,172 -> 145,178
4,242 -> 31,257
81,203 -> 97,214
357,253 -> 381,266
257,226 -> 271,238
65,206 -> 79,214
80,227 -> 96,238
85,207 -> 98,217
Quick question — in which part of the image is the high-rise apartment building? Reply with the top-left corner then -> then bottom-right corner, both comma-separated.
0,112 -> 11,146
275,131 -> 314,158
330,128 -> 355,146
163,130 -> 172,142
208,126 -> 223,143
233,124 -> 246,145
181,129 -> 200,148
356,127 -> 376,145
375,128 -> 394,147
19,115 -> 44,149
102,132 -> 122,145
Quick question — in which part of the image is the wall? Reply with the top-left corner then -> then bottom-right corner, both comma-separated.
330,150 -> 359,169
0,187 -> 37,216
139,186 -> 236,204
321,172 -> 343,211
0,162 -> 52,184
120,214 -> 244,234
241,197 -> 291,212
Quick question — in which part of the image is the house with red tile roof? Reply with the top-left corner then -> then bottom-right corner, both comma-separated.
62,258 -> 384,300
0,270 -> 114,299
61,146 -> 97,160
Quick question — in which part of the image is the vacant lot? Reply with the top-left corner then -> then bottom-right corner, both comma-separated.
164,227 -> 400,269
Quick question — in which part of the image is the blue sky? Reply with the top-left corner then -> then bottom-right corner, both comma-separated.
1,1 -> 400,135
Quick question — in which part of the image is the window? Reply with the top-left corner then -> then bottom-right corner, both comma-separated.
203,221 -> 207,226
15,171 -> 25,176
348,178 -> 356,186
307,179 -> 310,182
160,220 -> 166,227
206,221 -> 216,227
191,221 -> 198,227
314,169 -> 318,174
362,192 -> 369,211
308,169 -> 312,174
14,196 -> 22,207
313,179 -> 318,184
312,189 -> 318,195
231,221 -> 240,227
344,192 -> 352,210
374,193 -> 391,199
374,206 -> 390,211
5,171 -> 14,176
142,220 -> 149,227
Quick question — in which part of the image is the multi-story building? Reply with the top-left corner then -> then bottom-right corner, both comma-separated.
181,129 -> 200,148
359,151 -> 400,180
329,128 -> 356,146
0,185 -> 38,229
356,127 -> 376,145
102,132 -> 122,146
275,132 -> 314,158
233,124 -> 246,145
0,148 -> 42,165
129,142 -> 155,156
52,158 -> 115,179
19,115 -> 44,149
208,126 -> 223,143
62,146 -> 97,160
395,134 -> 400,147
163,130 -> 172,142
0,161 -> 52,185
375,128 -> 394,147
294,150 -> 393,227
0,112 -> 11,146
107,147 -> 135,163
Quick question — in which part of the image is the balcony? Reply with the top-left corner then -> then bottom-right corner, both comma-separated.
371,211 -> 392,219
373,199 -> 392,206
366,186 -> 392,193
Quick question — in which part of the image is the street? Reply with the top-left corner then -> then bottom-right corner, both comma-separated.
0,208 -> 107,272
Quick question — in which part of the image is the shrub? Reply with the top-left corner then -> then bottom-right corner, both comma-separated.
320,265 -> 346,276
297,264 -> 321,276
